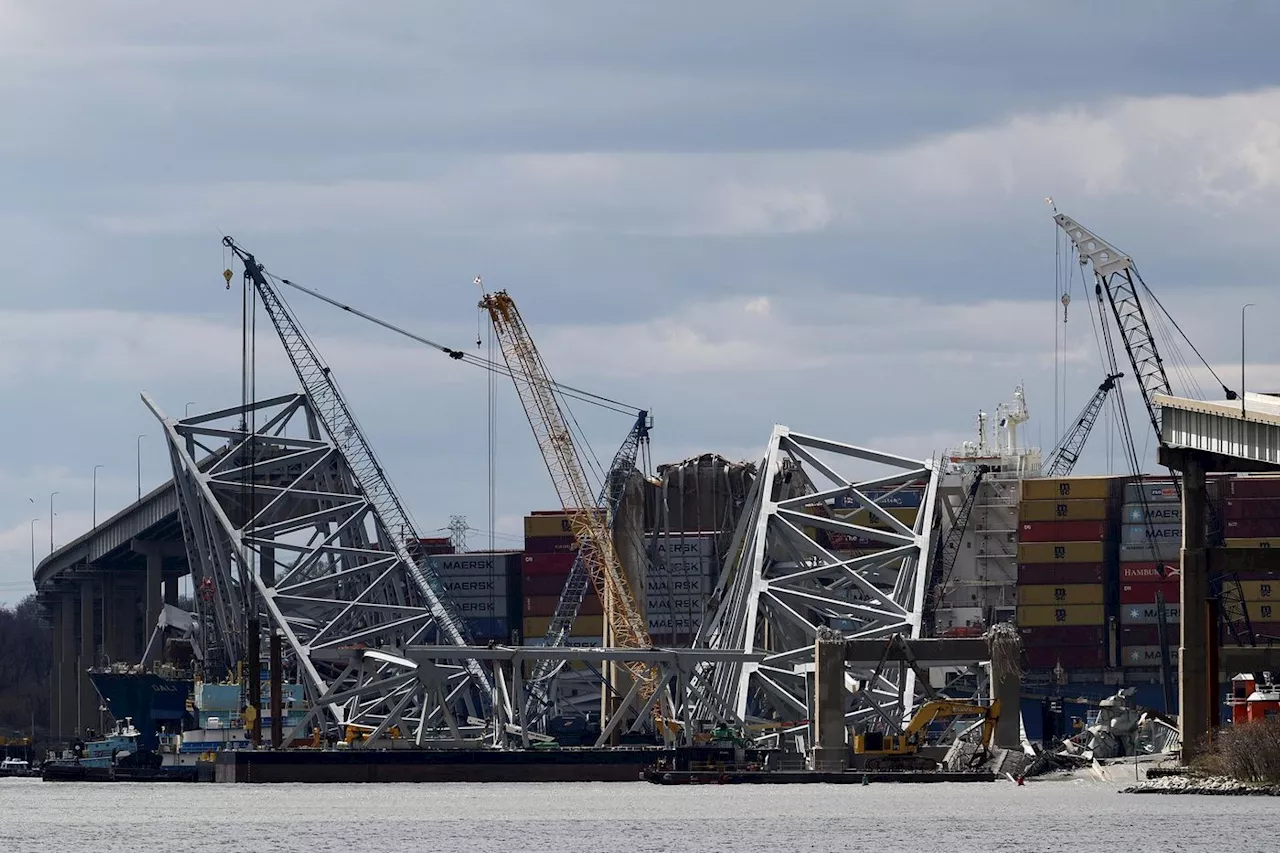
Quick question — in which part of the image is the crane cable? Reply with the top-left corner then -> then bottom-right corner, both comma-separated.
258,267 -> 642,418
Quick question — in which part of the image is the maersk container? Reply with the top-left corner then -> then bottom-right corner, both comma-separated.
1122,646 -> 1180,667
452,597 -> 508,618
1019,499 -> 1109,522
1119,541 -> 1180,563
1120,603 -> 1182,624
429,552 -> 521,577
1120,523 -> 1182,545
1017,584 -> 1105,606
647,612 -> 704,634
1123,481 -> 1180,505
1124,503 -> 1182,525
1018,520 -> 1108,543
1017,563 -> 1106,585
646,573 -> 710,596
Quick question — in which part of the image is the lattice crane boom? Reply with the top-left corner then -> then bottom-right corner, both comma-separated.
223,237 -> 494,696
480,291 -> 653,651
1054,214 -> 1256,647
1043,372 -> 1123,478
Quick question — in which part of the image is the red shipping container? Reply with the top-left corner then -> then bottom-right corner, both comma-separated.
523,540 -> 578,559
1223,498 -> 1280,520
521,574 -> 570,596
1222,476 -> 1280,499
1018,520 -> 1108,543
523,594 -> 603,617
1120,580 -> 1179,604
1025,645 -> 1107,669
1224,517 -> 1280,538
1120,625 -> 1176,646
1017,563 -> 1105,585
1120,563 -> 1180,582
1017,625 -> 1106,646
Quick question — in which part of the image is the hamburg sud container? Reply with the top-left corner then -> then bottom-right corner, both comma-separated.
427,551 -> 523,643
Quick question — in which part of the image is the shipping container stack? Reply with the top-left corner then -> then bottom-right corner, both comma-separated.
1219,476 -> 1280,639
425,551 -> 523,645
644,532 -> 719,646
1114,478 -> 1183,671
1016,476 -> 1123,674
521,512 -> 602,646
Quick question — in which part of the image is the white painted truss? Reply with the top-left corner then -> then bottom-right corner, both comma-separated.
690,425 -> 941,733
146,393 -> 481,738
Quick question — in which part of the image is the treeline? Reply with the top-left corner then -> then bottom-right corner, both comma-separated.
0,595 -> 51,739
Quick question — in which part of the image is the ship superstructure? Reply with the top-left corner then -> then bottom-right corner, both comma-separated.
932,385 -> 1042,636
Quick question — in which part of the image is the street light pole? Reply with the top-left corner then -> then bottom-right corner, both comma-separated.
1242,303 -> 1256,417
30,518 -> 38,573
92,464 -> 103,528
185,402 -> 196,418
49,491 -> 59,552
136,434 -> 146,502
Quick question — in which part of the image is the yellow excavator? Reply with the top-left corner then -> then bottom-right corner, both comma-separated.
852,699 -> 1001,771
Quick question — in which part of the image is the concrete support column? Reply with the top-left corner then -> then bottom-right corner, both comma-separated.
79,580 -> 96,736
58,593 -> 76,740
101,574 -> 117,664
993,661 -> 1022,750
1179,456 -> 1209,762
146,552 -> 163,635
811,637 -> 847,771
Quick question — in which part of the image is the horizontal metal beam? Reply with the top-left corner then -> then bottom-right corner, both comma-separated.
835,638 -> 990,665
1159,446 -> 1279,474
405,645 -> 766,664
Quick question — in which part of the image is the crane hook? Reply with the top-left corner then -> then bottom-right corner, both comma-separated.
1060,292 -> 1071,323
224,268 -> 233,290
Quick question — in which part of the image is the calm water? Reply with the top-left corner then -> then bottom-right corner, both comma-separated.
0,776 -> 1272,853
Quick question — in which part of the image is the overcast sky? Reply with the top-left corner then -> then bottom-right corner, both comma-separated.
4,1 -> 1280,603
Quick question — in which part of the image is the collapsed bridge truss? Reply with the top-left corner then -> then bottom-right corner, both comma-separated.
688,426 -> 942,733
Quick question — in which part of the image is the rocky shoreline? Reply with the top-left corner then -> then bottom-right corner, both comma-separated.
1124,774 -> 1280,795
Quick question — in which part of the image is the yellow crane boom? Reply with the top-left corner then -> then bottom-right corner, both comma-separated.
480,290 -> 652,652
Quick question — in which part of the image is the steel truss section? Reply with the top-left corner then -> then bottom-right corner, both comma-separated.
689,425 -> 941,733
145,393 -> 474,736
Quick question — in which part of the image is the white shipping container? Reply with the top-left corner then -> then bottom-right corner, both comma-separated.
646,575 -> 708,595
1121,523 -> 1182,545
1120,603 -> 1182,624
428,553 -> 521,578
647,613 -> 704,633
656,558 -> 715,577
651,535 -> 717,559
645,596 -> 705,613
1124,503 -> 1182,524
1122,646 -> 1180,667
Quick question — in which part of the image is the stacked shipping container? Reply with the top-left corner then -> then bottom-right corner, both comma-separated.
644,533 -> 719,645
426,551 -> 522,644
1220,477 -> 1280,638
1116,479 -> 1181,668
1016,476 -> 1121,671
521,513 -> 602,645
